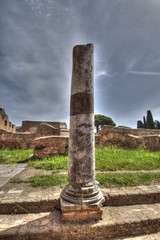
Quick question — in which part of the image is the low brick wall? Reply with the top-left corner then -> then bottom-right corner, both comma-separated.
0,129 -> 36,149
33,136 -> 69,157
17,121 -> 67,132
36,123 -> 60,136
1,125 -> 160,151
0,126 -> 68,149
97,126 -> 160,150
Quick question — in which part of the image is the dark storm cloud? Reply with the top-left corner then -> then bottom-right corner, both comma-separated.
1,0 -> 160,127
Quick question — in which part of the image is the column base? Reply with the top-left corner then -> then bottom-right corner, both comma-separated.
61,206 -> 103,222
60,182 -> 104,222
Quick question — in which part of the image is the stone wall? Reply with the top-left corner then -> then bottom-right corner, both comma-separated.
36,123 -> 60,136
97,125 -> 160,150
0,122 -> 69,149
17,120 -> 67,134
0,129 -> 36,149
0,108 -> 15,133
1,123 -> 160,151
0,111 -> 69,149
33,136 -> 69,157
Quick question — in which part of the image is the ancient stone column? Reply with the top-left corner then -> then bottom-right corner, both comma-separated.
60,43 -> 104,222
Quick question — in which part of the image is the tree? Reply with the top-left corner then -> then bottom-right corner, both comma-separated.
137,120 -> 144,129
146,110 -> 154,129
137,110 -> 157,129
143,116 -> 147,129
95,114 -> 116,133
155,120 -> 160,129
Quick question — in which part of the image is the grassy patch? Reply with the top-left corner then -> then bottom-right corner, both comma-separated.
29,155 -> 68,170
1,147 -> 160,171
1,148 -> 159,188
26,172 -> 160,188
28,173 -> 68,188
29,147 -> 160,171
97,173 -> 160,187
10,178 -> 24,184
95,147 -> 160,170
0,149 -> 33,164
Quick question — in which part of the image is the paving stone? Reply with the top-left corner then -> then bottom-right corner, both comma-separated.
0,178 -> 10,188
0,164 -> 12,173
0,205 -> 159,240
27,192 -> 42,198
0,164 -> 27,187
0,165 -> 159,239
8,189 -> 23,194
0,165 -> 23,178
122,232 -> 160,239
0,182 -> 159,214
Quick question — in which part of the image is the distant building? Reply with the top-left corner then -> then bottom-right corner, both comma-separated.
16,120 -> 68,136
0,108 -> 16,132
0,107 -> 68,137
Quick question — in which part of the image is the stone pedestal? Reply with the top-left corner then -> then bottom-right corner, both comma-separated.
60,43 -> 104,222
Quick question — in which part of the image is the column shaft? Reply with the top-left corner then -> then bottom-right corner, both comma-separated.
60,44 -> 104,222
69,44 -> 95,188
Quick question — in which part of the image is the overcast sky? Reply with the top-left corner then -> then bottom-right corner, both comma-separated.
1,0 -> 160,128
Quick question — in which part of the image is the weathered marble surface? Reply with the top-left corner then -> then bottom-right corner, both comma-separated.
71,44 -> 94,95
60,43 -> 104,222
69,113 -> 95,187
69,44 -> 95,189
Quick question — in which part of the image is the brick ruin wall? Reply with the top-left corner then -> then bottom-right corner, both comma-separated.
96,125 -> 160,150
33,136 -> 69,157
0,108 -> 15,133
0,121 -> 69,149
0,129 -> 36,149
1,124 -> 160,151
16,121 -> 67,133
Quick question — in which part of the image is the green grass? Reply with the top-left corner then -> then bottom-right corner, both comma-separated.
1,147 -> 159,188
96,173 -> 160,187
0,147 -> 160,171
30,147 -> 160,171
0,149 -> 33,164
26,172 -> 160,188
95,147 -> 160,170
28,155 -> 68,170
28,173 -> 68,188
